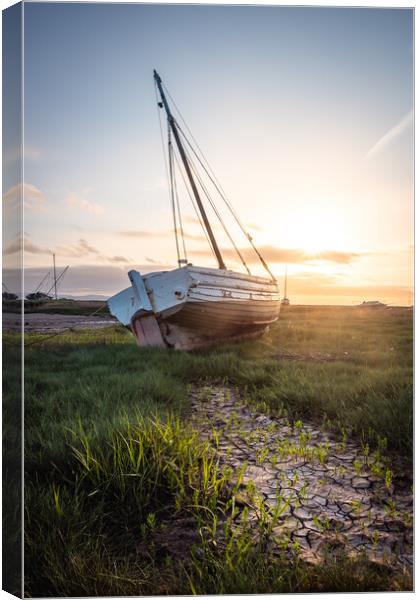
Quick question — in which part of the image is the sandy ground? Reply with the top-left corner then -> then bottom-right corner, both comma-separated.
3,312 -> 118,333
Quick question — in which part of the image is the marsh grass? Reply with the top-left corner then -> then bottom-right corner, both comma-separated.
5,305 -> 412,594
24,413 -> 410,596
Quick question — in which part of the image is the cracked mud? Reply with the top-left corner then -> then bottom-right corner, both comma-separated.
190,385 -> 413,573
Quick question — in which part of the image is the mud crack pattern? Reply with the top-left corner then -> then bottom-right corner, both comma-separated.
190,385 -> 413,572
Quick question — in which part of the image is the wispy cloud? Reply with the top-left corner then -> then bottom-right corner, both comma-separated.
4,234 -> 51,256
119,229 -> 205,242
190,245 -> 363,265
365,110 -> 413,160
109,255 -> 130,263
66,192 -> 104,215
119,229 -> 166,238
56,238 -> 131,264
56,238 -> 99,258
3,182 -> 48,214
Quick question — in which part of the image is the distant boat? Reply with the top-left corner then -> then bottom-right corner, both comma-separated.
108,70 -> 281,350
281,265 -> 290,306
358,300 -> 387,308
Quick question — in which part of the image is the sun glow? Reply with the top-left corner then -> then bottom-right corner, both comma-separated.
268,208 -> 353,256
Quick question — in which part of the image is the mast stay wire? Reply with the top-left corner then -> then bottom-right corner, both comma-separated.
172,157 -> 188,263
162,82 -> 250,234
162,81 -> 275,280
167,127 -> 182,265
168,129 -> 188,263
155,81 -> 185,269
173,150 -> 218,264
33,270 -> 51,294
176,123 -> 276,281
45,266 -> 69,298
180,140 -> 251,275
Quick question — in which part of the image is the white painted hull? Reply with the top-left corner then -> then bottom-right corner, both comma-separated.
108,265 -> 280,350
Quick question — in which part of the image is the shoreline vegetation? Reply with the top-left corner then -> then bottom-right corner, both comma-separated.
3,304 -> 412,595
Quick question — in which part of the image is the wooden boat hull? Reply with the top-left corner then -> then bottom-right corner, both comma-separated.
108,265 -> 280,350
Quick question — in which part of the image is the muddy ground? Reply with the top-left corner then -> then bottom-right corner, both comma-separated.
190,385 -> 413,573
3,312 -> 118,333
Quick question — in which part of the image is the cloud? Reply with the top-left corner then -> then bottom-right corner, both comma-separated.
3,237 -> 23,256
190,245 -> 362,265
313,250 -> 361,264
365,110 -> 413,159
4,234 -> 51,256
66,193 -> 104,215
119,230 -> 167,238
3,182 -> 48,214
119,229 -> 205,242
55,238 -> 131,264
56,238 -> 99,258
108,255 -> 130,263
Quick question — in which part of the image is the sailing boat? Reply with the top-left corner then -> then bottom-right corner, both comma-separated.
281,265 -> 290,306
108,71 -> 281,350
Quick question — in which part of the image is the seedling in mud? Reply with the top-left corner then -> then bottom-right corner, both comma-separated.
338,465 -> 347,477
299,481 -> 309,499
371,530 -> 380,548
369,462 -> 383,478
353,459 -> 363,475
403,511 -> 413,528
340,428 -> 348,450
291,540 -> 301,557
267,423 -> 276,434
351,499 -> 362,514
315,444 -> 329,464
384,498 -> 397,517
256,448 -> 269,464
256,401 -> 268,414
384,469 -> 393,490
361,442 -> 370,465
299,431 -> 311,448
312,515 -> 329,531
146,512 -> 157,530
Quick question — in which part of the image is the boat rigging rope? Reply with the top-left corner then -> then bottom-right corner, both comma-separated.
173,151 -> 218,264
160,80 -> 276,281
168,128 -> 188,263
162,83 -> 251,235
177,124 -> 276,281
33,270 -> 51,294
180,139 -> 252,275
155,81 -> 185,268
167,127 -> 182,265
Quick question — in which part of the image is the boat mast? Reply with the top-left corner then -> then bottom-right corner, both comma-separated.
154,70 -> 226,270
53,253 -> 57,300
284,265 -> 287,298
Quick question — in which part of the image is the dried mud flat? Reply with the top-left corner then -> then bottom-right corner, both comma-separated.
3,312 -> 117,333
190,385 -> 413,573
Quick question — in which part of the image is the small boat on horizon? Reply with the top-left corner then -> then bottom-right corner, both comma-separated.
108,71 -> 281,350
281,265 -> 290,306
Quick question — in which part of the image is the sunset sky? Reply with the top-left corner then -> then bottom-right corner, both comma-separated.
3,4 -> 414,304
